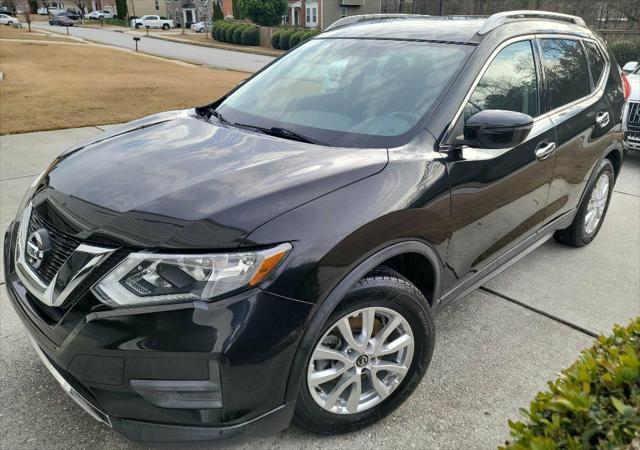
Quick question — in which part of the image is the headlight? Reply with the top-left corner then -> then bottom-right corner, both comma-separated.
91,243 -> 291,307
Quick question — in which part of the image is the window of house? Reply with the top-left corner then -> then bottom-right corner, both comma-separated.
540,38 -> 590,110
584,41 -> 606,88
154,0 -> 159,10
340,7 -> 347,18
464,40 -> 539,121
306,5 -> 316,25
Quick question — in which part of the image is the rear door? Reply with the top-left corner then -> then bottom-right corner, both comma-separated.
538,37 -> 616,222
445,39 -> 557,289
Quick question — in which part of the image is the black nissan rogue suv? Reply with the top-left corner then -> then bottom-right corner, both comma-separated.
5,11 -> 628,445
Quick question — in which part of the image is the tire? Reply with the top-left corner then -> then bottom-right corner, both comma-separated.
135,23 -> 141,29
48,20 -> 53,25
162,24 -> 169,30
554,158 -> 614,247
293,269 -> 435,435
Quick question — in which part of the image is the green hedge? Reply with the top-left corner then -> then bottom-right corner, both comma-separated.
609,40 -> 640,66
502,318 -> 640,449
271,28 -> 319,50
212,20 -> 259,46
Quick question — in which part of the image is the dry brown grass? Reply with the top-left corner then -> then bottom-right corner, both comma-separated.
0,40 -> 248,134
0,24 -> 77,41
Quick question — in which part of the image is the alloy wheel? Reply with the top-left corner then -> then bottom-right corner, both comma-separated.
307,307 -> 414,415
584,173 -> 610,235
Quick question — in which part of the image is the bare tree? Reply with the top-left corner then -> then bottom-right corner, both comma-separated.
24,6 -> 32,31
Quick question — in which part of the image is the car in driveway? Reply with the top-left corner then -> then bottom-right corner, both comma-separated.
49,15 -> 74,26
4,10 -> 627,447
190,20 -> 211,33
130,14 -> 173,29
84,10 -> 117,20
623,63 -> 640,151
0,13 -> 19,25
54,10 -> 82,20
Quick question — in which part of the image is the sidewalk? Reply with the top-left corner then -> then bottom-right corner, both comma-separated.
0,126 -> 638,449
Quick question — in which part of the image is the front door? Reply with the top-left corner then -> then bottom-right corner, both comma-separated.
183,9 -> 195,26
444,39 -> 557,292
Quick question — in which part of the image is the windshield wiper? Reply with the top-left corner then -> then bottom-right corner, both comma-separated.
209,108 -> 229,125
233,123 -> 322,145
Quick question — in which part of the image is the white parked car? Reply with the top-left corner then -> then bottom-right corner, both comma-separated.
130,15 -> 174,30
84,10 -> 117,20
190,21 -> 211,33
0,13 -> 19,25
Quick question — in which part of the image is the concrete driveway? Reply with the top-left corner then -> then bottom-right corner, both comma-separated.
31,22 -> 274,72
0,126 -> 638,449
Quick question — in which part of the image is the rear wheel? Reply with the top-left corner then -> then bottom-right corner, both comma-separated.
554,159 -> 614,247
293,270 -> 435,434
162,23 -> 169,30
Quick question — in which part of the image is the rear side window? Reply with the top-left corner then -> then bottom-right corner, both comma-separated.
540,39 -> 590,110
463,40 -> 539,121
584,41 -> 606,87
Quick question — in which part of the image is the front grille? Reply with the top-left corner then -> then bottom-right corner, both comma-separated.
27,209 -> 82,284
627,102 -> 640,131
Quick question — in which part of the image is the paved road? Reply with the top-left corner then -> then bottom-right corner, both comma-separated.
32,22 -> 274,72
0,126 -> 638,449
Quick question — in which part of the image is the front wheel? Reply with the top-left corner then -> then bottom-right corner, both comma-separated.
293,270 -> 435,435
554,158 -> 614,247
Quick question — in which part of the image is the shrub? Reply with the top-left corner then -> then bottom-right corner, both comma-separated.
212,20 -> 224,40
241,25 -> 259,46
300,29 -> 319,44
236,0 -> 286,26
271,30 -> 283,49
288,30 -> 306,48
225,23 -> 242,42
502,318 -> 640,449
233,24 -> 248,44
609,40 -> 640,67
278,28 -> 297,50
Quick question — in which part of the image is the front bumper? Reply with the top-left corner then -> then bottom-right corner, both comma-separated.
4,221 -> 311,444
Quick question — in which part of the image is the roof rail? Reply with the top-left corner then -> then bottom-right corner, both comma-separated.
478,10 -> 586,34
325,14 -> 428,32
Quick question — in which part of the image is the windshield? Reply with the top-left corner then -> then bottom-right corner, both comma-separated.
217,38 -> 472,148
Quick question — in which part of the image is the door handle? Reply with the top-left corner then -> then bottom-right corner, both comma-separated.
535,141 -> 557,161
595,111 -> 610,128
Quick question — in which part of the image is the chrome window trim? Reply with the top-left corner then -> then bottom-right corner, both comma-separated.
441,33 -> 610,147
14,204 -> 116,308
534,34 -> 610,118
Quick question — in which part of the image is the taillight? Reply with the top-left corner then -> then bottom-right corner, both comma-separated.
621,72 -> 631,100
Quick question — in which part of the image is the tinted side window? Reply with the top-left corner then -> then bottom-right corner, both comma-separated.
540,39 -> 590,110
464,40 -> 538,121
584,41 -> 606,87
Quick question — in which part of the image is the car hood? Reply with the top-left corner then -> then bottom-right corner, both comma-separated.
35,109 -> 388,249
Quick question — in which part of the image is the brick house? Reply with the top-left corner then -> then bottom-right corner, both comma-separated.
285,0 -> 381,30
165,0 -> 231,26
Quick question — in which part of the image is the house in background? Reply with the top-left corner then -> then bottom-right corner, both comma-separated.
166,0 -> 231,26
286,0 -> 381,29
127,0 -> 167,18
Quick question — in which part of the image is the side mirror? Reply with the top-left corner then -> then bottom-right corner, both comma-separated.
460,109 -> 534,149
622,61 -> 638,74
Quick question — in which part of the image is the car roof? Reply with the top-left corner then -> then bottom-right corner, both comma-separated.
321,13 -> 594,44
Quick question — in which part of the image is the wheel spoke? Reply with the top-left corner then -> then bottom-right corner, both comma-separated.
371,361 -> 408,376
360,308 -> 376,344
370,372 -> 390,400
375,316 -> 401,351
337,317 -> 361,350
376,333 -> 412,356
324,372 -> 357,409
309,365 -> 349,386
344,374 -> 362,413
312,345 -> 352,365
